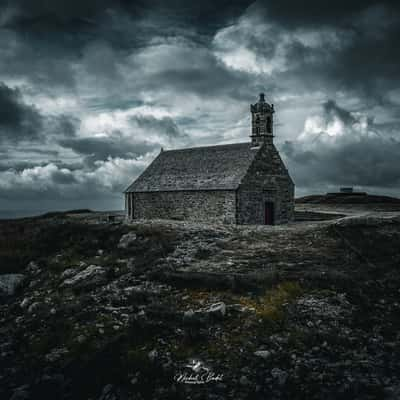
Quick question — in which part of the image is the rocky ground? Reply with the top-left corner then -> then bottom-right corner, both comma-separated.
0,205 -> 400,400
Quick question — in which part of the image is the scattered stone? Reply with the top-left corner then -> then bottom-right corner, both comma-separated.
45,347 -> 69,363
0,213 -> 400,400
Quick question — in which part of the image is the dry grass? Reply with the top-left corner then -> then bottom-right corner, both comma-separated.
239,281 -> 303,321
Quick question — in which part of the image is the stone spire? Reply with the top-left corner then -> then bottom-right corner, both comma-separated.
250,93 -> 274,146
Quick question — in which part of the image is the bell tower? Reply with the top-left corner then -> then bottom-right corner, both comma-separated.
250,93 -> 274,146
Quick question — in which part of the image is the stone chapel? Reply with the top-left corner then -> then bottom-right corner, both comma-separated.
124,94 -> 294,224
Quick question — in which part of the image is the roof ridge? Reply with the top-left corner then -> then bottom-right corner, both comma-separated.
125,140 -> 259,193
162,141 -> 251,153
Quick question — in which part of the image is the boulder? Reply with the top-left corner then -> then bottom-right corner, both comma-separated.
60,268 -> 76,279
97,384 -> 126,400
10,385 -> 30,400
148,349 -> 158,362
118,232 -> 137,249
26,261 -> 41,275
205,302 -> 226,318
254,350 -> 271,359
61,265 -> 106,290
183,302 -> 227,325
0,274 -> 25,297
239,375 -> 251,386
271,368 -> 288,385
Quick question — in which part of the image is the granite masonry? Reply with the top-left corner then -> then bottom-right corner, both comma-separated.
125,94 -> 294,225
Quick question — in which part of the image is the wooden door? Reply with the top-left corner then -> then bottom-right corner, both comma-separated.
264,202 -> 274,225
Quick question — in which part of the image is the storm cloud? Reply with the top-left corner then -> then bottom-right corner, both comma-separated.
0,83 -> 43,142
282,100 -> 400,194
0,0 -> 399,214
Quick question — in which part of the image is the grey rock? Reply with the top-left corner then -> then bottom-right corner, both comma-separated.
254,350 -> 271,359
271,368 -> 288,385
98,384 -> 117,400
227,303 -> 256,314
20,297 -> 30,309
27,302 -> 41,314
206,302 -> 226,317
45,347 -> 69,363
60,268 -> 76,279
60,265 -> 106,289
148,349 -> 158,362
26,261 -> 41,275
10,385 -> 30,400
118,232 -> 137,249
183,302 -> 227,325
0,273 -> 25,297
239,375 -> 251,386
384,385 -> 400,400
183,309 -> 195,321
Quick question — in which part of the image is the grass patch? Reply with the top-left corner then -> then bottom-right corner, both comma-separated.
239,282 -> 303,327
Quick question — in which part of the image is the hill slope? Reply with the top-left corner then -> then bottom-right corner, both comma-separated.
1,212 -> 400,400
297,193 -> 400,204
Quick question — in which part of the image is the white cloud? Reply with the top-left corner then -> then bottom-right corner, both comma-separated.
0,151 -> 157,200
212,5 -> 351,76
212,11 -> 287,75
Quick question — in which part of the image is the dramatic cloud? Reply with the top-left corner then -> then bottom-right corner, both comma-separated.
0,155 -> 155,201
0,0 -> 399,215
282,100 -> 400,193
59,134 -> 157,165
0,83 -> 43,142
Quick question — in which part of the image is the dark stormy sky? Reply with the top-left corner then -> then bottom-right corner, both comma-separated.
0,0 -> 400,215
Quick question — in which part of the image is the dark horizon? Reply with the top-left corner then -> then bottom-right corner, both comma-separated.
1,0 -> 400,217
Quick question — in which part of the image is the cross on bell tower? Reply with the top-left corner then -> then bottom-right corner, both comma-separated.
250,93 -> 274,146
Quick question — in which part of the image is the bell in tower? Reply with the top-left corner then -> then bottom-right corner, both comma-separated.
250,93 -> 274,146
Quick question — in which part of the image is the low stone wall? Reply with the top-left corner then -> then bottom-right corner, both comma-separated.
129,190 -> 236,224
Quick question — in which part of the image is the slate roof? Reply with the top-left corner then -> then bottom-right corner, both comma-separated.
125,142 -> 260,192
